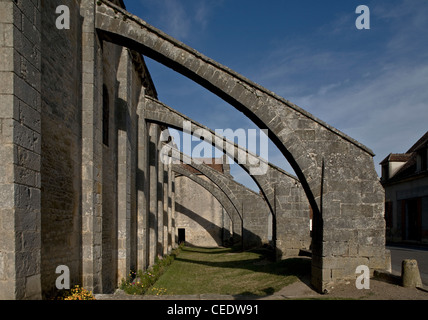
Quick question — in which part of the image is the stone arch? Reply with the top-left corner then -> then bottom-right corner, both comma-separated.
146,97 -> 311,256
167,146 -> 272,248
184,159 -> 272,249
95,1 -> 377,212
172,163 -> 242,244
95,1 -> 387,291
172,151 -> 244,220
145,96 -> 276,216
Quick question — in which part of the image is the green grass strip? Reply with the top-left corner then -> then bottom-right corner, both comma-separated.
151,246 -> 311,297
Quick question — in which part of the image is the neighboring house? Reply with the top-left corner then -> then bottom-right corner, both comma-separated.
380,131 -> 428,244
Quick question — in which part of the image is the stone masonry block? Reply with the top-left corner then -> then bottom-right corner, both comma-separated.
358,245 -> 379,257
14,184 -> 40,212
340,203 -> 374,218
0,22 -> 13,48
0,251 -> 15,281
14,75 -> 40,110
21,230 -> 40,251
0,224 -> 15,251
0,183 -> 14,209
13,120 -> 35,151
19,100 -> 40,133
24,273 -> 41,299
21,13 -> 40,46
14,208 -> 39,233
0,71 -> 14,94
0,94 -> 19,119
198,64 -> 217,83
0,47 -> 14,71
16,1 -> 36,24
18,55 -> 41,92
15,250 -> 40,278
323,241 -> 350,256
14,166 -> 40,188
296,129 -> 316,141
0,160 -> 13,185
182,51 -> 202,74
13,25 -> 40,69
17,146 -> 40,171
228,82 -> 246,102
322,229 -> 357,242
0,2 -> 14,24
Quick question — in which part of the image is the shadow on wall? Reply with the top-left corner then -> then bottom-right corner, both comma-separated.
175,202 -> 226,247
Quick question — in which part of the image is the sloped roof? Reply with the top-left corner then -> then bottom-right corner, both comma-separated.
381,130 -> 428,185
384,153 -> 417,184
380,153 -> 413,165
408,131 -> 428,153
178,158 -> 224,175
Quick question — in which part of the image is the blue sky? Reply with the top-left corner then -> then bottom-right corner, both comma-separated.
125,0 -> 428,191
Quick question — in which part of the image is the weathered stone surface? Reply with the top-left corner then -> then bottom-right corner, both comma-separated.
144,97 -> 311,257
173,164 -> 241,240
402,259 -> 423,288
0,0 -> 42,300
0,0 -> 389,299
174,173 -> 227,247
173,153 -> 271,248
122,7 -> 385,278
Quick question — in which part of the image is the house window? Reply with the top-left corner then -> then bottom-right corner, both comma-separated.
421,149 -> 427,171
417,150 -> 427,172
402,198 -> 421,241
385,201 -> 393,230
381,164 -> 389,181
102,85 -> 109,146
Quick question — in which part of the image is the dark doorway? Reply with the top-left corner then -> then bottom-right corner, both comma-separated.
403,198 -> 421,241
178,228 -> 186,244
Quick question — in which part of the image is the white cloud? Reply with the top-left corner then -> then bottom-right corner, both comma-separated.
241,0 -> 428,176
138,0 -> 428,181
137,0 -> 221,41
150,0 -> 191,40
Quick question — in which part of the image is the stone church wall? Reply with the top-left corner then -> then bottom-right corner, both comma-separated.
0,0 -> 172,298
38,0 -> 147,296
39,0 -> 84,297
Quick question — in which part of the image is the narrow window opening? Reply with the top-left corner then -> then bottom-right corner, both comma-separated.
102,85 -> 109,146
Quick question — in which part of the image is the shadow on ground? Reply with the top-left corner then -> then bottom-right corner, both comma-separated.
173,246 -> 312,297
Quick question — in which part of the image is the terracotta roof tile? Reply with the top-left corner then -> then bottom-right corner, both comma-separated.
380,153 -> 412,165
178,158 -> 225,175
